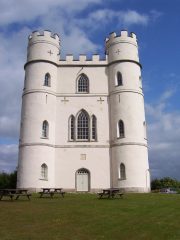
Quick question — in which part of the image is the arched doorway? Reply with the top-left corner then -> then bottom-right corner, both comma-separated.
76,168 -> 90,192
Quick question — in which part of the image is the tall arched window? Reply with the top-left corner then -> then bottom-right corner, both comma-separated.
42,120 -> 49,138
118,120 -> 125,138
44,73 -> 51,86
92,115 -> 97,140
41,163 -> 48,180
117,72 -> 123,86
120,163 -> 126,180
69,115 -> 75,140
77,74 -> 89,93
77,110 -> 89,140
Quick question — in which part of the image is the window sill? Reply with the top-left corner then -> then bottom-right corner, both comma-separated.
68,140 -> 98,142
118,178 -> 126,181
117,136 -> 125,139
41,137 -> 49,139
39,178 -> 48,181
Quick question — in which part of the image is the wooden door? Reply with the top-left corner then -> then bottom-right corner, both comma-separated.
76,169 -> 89,192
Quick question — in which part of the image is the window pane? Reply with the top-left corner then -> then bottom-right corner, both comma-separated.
78,74 -> 89,92
77,111 -> 89,140
120,163 -> 126,179
119,120 -> 124,138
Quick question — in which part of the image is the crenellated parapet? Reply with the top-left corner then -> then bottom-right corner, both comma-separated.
105,30 -> 137,49
59,54 -> 107,65
28,30 -> 60,47
105,30 -> 139,64
27,30 -> 60,63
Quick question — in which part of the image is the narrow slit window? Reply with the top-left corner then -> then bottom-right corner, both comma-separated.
41,163 -> 48,180
117,72 -> 123,86
70,115 -> 75,140
120,163 -> 126,180
118,120 -> 125,138
44,73 -> 51,87
92,115 -> 97,140
42,120 -> 49,138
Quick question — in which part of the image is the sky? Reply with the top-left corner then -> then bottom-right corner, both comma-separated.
0,0 -> 180,180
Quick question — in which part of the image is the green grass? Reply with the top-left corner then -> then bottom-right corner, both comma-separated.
0,193 -> 180,240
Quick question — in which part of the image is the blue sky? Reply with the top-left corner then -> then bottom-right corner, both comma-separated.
0,0 -> 180,180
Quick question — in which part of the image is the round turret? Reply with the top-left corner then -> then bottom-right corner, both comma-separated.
105,30 -> 139,64
27,30 -> 60,63
106,30 -> 150,192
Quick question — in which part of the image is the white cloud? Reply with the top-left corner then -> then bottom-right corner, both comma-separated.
77,9 -> 150,31
121,10 -> 149,26
0,0 -> 102,26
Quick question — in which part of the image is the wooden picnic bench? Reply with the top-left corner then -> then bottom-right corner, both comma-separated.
0,189 -> 31,201
39,188 -> 65,198
98,188 -> 124,199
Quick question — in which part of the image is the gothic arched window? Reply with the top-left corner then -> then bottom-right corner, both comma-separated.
77,74 -> 89,93
42,120 -> 49,138
120,163 -> 126,180
118,120 -> 125,138
44,73 -> 51,87
69,115 -> 75,140
41,163 -> 48,180
77,110 -> 89,140
117,72 -> 123,86
92,115 -> 97,140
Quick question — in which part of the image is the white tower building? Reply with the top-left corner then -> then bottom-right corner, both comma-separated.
17,30 -> 150,192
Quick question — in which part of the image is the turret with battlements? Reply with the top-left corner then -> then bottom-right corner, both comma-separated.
106,30 -> 150,192
27,30 -> 60,63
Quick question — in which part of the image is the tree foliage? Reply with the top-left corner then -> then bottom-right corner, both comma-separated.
0,170 -> 17,189
151,177 -> 180,190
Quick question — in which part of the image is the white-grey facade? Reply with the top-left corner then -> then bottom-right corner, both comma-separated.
17,30 -> 150,192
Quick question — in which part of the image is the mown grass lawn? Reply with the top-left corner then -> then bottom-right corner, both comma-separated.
0,193 -> 180,240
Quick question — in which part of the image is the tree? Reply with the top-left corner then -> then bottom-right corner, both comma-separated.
0,170 -> 17,188
151,177 -> 180,190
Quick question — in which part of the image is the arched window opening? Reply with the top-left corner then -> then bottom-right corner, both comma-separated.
77,111 -> 89,140
41,163 -> 48,180
69,115 -> 75,140
118,120 -> 125,138
117,72 -> 123,86
42,120 -> 49,138
120,163 -> 126,180
44,73 -> 51,87
77,74 -> 89,93
92,115 -> 97,140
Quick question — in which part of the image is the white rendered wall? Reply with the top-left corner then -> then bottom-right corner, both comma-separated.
55,148 -> 110,190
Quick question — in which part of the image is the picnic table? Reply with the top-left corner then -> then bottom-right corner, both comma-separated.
39,188 -> 65,198
0,189 -> 31,201
97,188 -> 124,199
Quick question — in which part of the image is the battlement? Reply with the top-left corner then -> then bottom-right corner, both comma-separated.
28,30 -> 60,46
105,30 -> 137,48
59,54 -> 107,65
